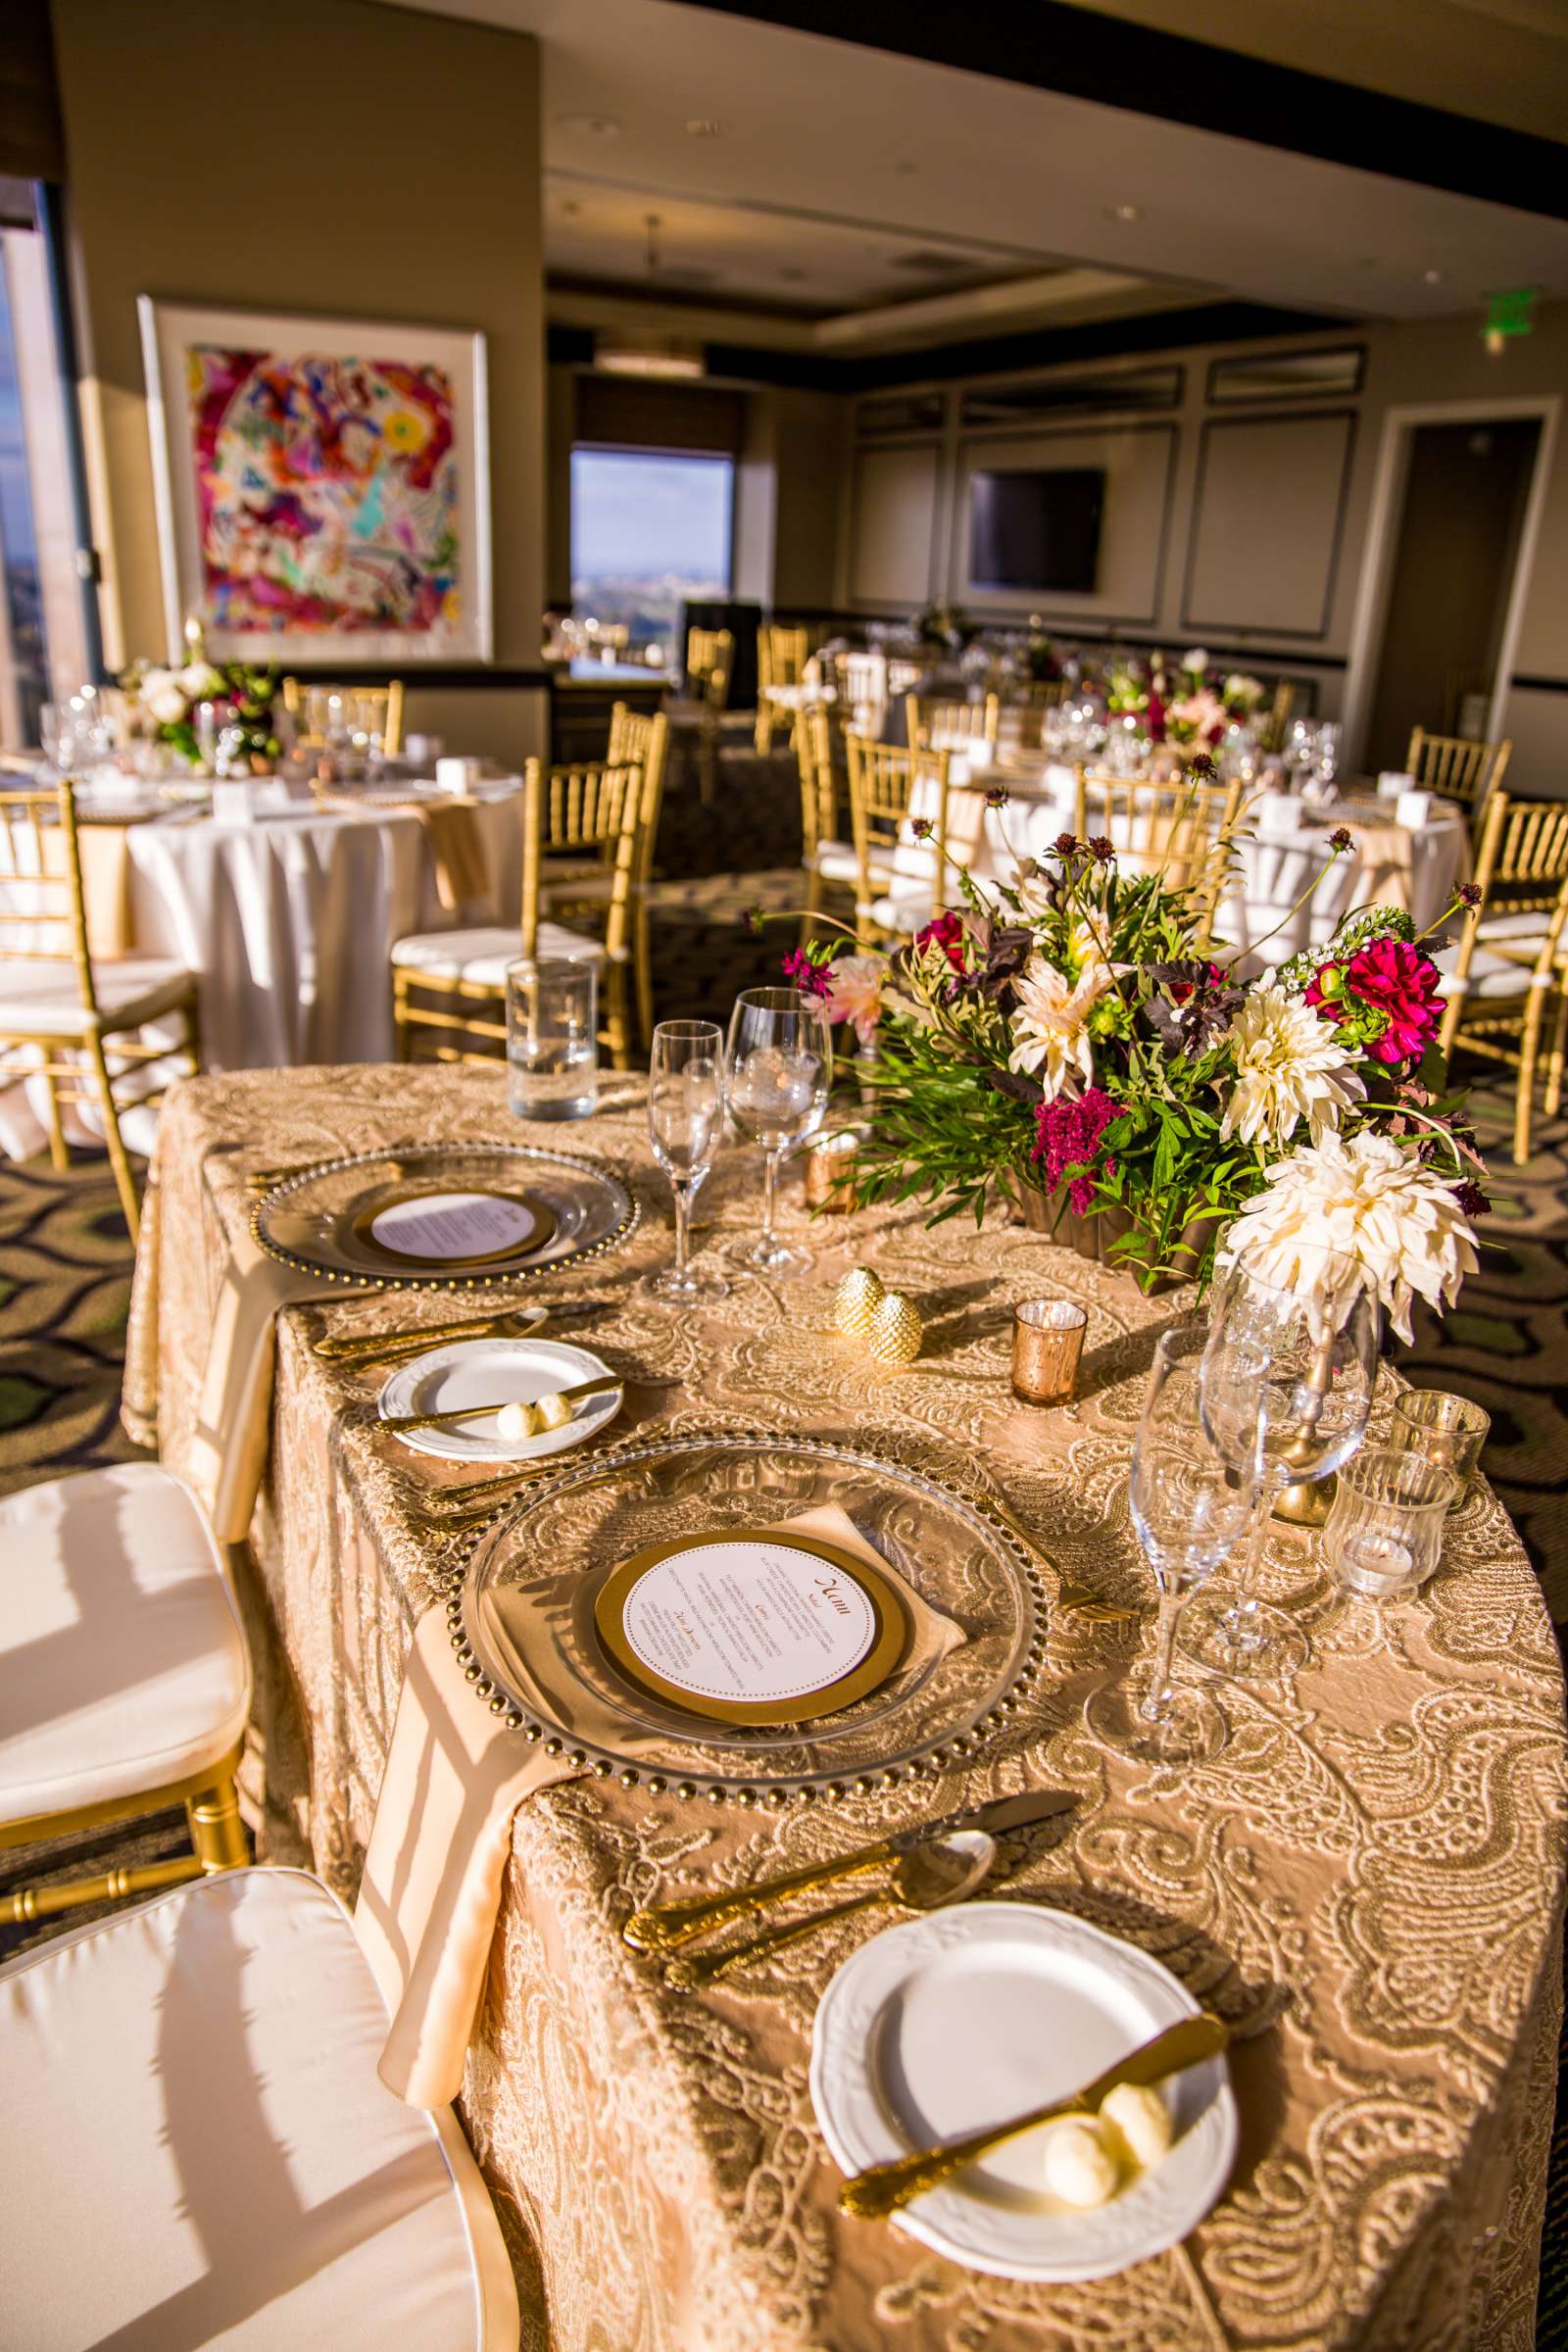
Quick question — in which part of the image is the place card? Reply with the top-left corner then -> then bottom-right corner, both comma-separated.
365,1189 -> 548,1264
595,1530 -> 908,1725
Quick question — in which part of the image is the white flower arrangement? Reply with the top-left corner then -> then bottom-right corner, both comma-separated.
1219,974 -> 1365,1149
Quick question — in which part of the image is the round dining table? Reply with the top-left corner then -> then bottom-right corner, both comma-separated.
123,1062 -> 1566,2352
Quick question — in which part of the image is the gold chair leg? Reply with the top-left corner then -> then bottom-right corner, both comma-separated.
41,1070 -> 70,1172
698,725 -> 717,808
634,907 -> 655,1053
85,1032 -> 140,1245
392,971 -> 415,1062
5,1852 -> 202,1926
185,1768 -> 249,1874
1514,992 -> 1547,1166
605,967 -> 632,1072
1544,985 -> 1568,1120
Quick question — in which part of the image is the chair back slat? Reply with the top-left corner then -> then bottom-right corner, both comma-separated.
1441,792 -> 1568,1067
906,693 -> 999,753
758,625 -> 809,693
685,629 -> 734,715
606,705 -> 671,890
0,780 -> 97,1012
519,757 -> 645,961
284,678 -> 405,757
796,707 -> 839,861
1407,726 -> 1510,815
1081,771 -> 1244,950
845,733 -> 951,943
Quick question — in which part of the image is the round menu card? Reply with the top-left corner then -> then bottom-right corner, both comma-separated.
363,1189 -> 552,1266
594,1532 -> 908,1725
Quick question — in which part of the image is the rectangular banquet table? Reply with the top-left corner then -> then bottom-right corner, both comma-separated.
124,1065 -> 1566,2352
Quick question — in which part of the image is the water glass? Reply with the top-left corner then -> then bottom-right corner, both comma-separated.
726,986 -> 831,1272
1085,1326 -> 1256,1767
1191,1250 -> 1378,1678
1391,1390 -> 1489,1494
646,1019 -> 726,1302
1325,1447 -> 1458,1597
505,956 -> 598,1121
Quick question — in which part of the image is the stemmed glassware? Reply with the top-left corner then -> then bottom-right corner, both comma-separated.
725,986 -> 832,1272
645,1019 -> 727,1302
1186,1251 -> 1379,1679
1084,1326 -> 1258,1767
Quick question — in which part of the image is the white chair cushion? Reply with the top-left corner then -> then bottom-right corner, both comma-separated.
0,956 -> 192,1038
1476,909 -> 1551,946
392,922 -> 607,988
0,1465 -> 250,1823
1435,945 -> 1547,1003
0,1867 -> 517,2351
810,841 -> 859,884
869,884 -> 938,934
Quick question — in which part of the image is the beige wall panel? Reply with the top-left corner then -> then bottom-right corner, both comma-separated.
954,425 -> 1174,624
1494,685 -> 1568,804
1185,412 -> 1353,637
850,444 -> 939,607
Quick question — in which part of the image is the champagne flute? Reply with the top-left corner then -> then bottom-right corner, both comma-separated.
1187,1250 -> 1379,1679
645,1020 -> 727,1303
1084,1326 -> 1257,1767
725,986 -> 831,1272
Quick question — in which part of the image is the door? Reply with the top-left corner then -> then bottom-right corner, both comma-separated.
1363,417 -> 1540,772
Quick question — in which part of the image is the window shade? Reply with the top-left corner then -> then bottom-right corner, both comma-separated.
575,376 -> 745,457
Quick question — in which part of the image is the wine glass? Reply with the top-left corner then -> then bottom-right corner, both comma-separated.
1186,1251 -> 1379,1679
725,987 -> 831,1272
1084,1326 -> 1258,1767
645,1020 -> 727,1303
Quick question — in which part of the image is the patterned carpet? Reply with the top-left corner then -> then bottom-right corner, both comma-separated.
2,744 -> 1565,2338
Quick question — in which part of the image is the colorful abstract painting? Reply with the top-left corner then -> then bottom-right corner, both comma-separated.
141,302 -> 492,662
188,349 -> 459,637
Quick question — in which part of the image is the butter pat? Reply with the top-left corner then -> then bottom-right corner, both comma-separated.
533,1389 -> 575,1433
1039,2117 -> 1118,2208
495,1399 -> 538,1443
1099,2082 -> 1172,2171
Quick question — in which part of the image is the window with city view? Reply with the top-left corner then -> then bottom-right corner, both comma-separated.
569,446 -> 733,662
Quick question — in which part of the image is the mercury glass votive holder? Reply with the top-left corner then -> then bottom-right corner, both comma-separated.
1324,1446 -> 1459,1599
1390,1389 -> 1490,1496
1011,1298 -> 1088,1405
805,1130 -> 862,1213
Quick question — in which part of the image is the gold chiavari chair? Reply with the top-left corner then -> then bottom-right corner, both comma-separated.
1259,679 -> 1298,756
906,692 -> 1001,754
1079,770 -> 1245,953
537,705 -> 669,1049
0,1464 -> 250,1926
1406,726 -> 1511,824
845,732 -> 953,947
678,627 -> 734,806
283,676 -> 405,758
0,779 -> 201,1241
391,752 -> 645,1070
1437,791 -> 1568,1164
756,623 -> 811,755
796,706 -> 858,941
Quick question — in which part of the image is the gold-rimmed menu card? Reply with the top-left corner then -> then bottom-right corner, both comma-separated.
351,1186 -> 559,1270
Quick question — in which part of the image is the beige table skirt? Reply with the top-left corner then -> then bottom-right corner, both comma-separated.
124,1066 -> 1566,2352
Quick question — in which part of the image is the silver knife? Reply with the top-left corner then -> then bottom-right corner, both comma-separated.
620,1787 -> 1076,1954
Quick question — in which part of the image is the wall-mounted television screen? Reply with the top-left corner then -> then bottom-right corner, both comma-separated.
969,467 -> 1104,593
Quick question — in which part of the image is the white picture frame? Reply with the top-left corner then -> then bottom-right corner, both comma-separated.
138,296 -> 493,665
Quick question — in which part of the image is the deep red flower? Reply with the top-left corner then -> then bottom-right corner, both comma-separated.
914,911 -> 967,972
1308,937 -> 1444,1064
1452,1179 -> 1492,1218
1053,831 -> 1081,859
1030,1087 -> 1122,1211
780,949 -> 832,998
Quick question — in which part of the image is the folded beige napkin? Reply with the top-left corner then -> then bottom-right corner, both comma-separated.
1344,819 -> 1415,912
186,1227 -> 338,1543
360,1504 -> 963,2109
319,792 -> 493,913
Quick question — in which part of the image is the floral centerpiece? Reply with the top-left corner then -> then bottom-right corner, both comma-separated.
775,765 -> 1486,1330
121,658 -> 281,774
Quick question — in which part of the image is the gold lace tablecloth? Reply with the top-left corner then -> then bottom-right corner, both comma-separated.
123,1065 -> 1567,2352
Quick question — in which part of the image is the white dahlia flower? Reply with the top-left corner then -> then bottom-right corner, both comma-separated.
1220,974 -> 1365,1149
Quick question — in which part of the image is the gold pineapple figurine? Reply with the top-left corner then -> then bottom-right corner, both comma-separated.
867,1290 -> 922,1365
834,1265 -> 885,1341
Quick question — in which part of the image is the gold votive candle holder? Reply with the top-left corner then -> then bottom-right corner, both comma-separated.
1011,1298 -> 1088,1405
806,1130 -> 863,1213
1390,1389 -> 1490,1495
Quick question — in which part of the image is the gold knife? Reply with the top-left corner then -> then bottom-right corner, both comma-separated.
838,2011 -> 1230,2219
378,1372 -> 618,1436
621,1788 -> 1076,1954
315,1304 -> 552,1363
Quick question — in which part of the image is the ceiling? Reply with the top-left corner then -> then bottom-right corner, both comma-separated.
384,0 -> 1568,357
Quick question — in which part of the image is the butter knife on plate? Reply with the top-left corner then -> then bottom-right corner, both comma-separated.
621,1788 -> 1076,1954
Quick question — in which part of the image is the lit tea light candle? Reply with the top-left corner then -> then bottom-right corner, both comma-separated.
806,1130 -> 863,1213
1011,1298 -> 1088,1405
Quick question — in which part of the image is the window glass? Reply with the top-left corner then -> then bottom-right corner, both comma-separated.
569,447 -> 733,663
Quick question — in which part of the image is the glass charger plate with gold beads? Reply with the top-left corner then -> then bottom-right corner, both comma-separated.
251,1142 -> 637,1291
460,1434 -> 1050,1801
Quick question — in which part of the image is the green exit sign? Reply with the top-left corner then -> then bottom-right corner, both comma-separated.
1484,287 -> 1539,339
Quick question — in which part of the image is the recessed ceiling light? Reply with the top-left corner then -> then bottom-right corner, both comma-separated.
1424,268 -> 1445,284
557,113 -> 622,139
1105,203 -> 1141,222
685,118 -> 724,137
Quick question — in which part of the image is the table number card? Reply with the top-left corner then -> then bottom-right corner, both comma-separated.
595,1532 -> 908,1725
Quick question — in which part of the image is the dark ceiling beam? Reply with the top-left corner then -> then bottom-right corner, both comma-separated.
680,0 -> 1568,223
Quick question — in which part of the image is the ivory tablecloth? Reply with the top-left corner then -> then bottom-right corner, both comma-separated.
123,1065 -> 1566,2352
